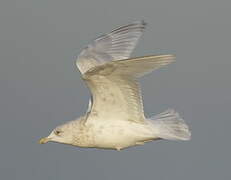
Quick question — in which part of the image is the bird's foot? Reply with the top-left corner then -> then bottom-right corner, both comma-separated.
115,147 -> 122,151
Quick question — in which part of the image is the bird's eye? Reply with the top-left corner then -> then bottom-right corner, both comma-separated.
54,130 -> 62,136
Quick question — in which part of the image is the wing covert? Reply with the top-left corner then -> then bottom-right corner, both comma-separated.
83,55 -> 175,124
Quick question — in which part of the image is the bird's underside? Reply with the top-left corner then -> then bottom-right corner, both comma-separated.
39,21 -> 191,150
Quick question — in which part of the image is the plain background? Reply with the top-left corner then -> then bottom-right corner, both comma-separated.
0,0 -> 230,179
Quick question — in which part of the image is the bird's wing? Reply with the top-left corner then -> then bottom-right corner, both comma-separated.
76,21 -> 146,74
83,55 -> 175,124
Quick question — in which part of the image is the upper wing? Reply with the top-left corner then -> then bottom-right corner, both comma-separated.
76,21 -> 146,74
83,55 -> 175,124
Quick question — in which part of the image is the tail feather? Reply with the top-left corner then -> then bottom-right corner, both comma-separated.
149,109 -> 191,141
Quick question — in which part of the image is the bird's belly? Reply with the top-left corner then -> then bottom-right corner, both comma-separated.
92,121 -> 155,150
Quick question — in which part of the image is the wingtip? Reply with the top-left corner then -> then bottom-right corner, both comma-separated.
153,54 -> 176,62
163,54 -> 176,62
134,20 -> 147,28
140,20 -> 147,27
127,20 -> 147,30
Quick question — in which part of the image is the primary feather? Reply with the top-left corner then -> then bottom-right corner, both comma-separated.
76,21 -> 146,74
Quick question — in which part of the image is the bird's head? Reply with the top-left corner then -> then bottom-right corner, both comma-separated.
39,121 -> 76,145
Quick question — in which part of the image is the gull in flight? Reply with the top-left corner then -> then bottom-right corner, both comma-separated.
39,21 -> 191,150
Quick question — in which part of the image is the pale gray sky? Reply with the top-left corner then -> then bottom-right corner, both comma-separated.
0,0 -> 231,179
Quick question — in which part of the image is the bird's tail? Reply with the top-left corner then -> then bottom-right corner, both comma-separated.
149,109 -> 191,141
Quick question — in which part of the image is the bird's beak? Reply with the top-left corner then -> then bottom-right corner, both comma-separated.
38,137 -> 51,144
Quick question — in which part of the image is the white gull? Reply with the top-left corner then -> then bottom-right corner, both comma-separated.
39,21 -> 191,150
